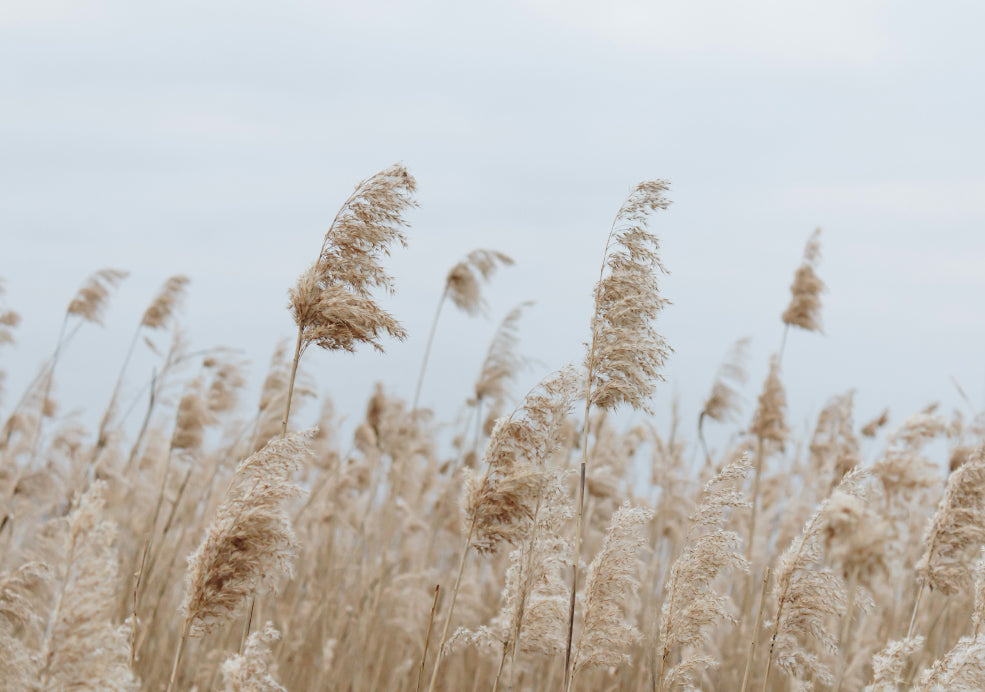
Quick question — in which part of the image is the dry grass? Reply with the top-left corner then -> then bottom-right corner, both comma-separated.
1,171 -> 984,692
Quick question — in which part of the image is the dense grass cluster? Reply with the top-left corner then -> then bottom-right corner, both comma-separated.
1,164 -> 984,691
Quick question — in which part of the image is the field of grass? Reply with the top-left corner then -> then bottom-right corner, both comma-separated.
1,164 -> 983,691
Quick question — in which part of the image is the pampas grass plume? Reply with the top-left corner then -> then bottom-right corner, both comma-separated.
781,228 -> 824,333
180,429 -> 313,636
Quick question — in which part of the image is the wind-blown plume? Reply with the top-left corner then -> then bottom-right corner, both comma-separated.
67,268 -> 129,326
565,179 -> 672,690
764,469 -> 867,688
0,281 -> 18,405
916,444 -> 985,596
141,275 -> 190,330
571,501 -> 653,675
289,163 -> 416,355
750,354 -> 788,449
861,409 -> 890,438
428,368 -> 580,692
413,248 -> 513,409
809,391 -> 861,490
658,455 -> 752,689
444,249 -> 514,316
462,367 -> 581,555
221,621 -> 287,692
205,356 -> 248,415
913,551 -> 985,690
472,301 -> 533,408
0,482 -> 133,690
700,337 -> 750,425
781,228 -> 825,333
0,280 -> 18,348
865,637 -> 925,692
179,430 -> 313,636
452,469 -> 572,668
586,180 -> 673,413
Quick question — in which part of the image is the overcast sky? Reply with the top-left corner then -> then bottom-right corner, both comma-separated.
2,1 -> 984,448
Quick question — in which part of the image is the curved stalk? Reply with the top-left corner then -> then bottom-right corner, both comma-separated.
427,519 -> 476,692
413,288 -> 448,411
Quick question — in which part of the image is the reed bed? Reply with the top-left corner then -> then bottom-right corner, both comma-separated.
1,165 -> 983,691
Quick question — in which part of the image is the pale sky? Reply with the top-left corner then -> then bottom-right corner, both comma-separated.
2,1 -> 984,448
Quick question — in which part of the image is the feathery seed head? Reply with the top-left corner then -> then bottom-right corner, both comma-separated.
66,268 -> 128,325
917,444 -> 985,595
463,368 -> 580,554
181,430 -> 313,636
141,274 -> 190,329
586,180 -> 673,414
750,354 -> 789,448
781,228 -> 825,333
445,249 -> 514,316
573,501 -> 653,672
289,163 -> 416,354
701,337 -> 750,424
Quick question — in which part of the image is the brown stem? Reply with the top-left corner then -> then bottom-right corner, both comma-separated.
281,326 -> 304,438
417,585 -> 441,692
740,436 -> 765,621
413,288 -> 447,411
907,584 -> 926,639
165,618 -> 191,692
740,568 -> 771,692
833,567 -> 859,692
427,519 -> 476,692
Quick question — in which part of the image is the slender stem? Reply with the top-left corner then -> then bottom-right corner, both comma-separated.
907,584 -> 925,639
427,519 -> 476,692
413,288 -> 447,411
697,411 -> 711,467
137,447 -> 175,593
281,326 -> 304,438
417,585 -> 441,692
777,324 -> 790,368
240,598 -> 256,654
492,643 -> 508,692
472,397 -> 483,457
740,568 -> 771,692
563,403 -> 590,692
166,619 -> 191,692
93,326 -> 141,459
740,436 -> 765,619
130,541 -> 146,667
833,567 -> 859,692
38,504 -> 83,685
655,585 -> 679,692
124,370 -> 158,476
29,315 -> 70,466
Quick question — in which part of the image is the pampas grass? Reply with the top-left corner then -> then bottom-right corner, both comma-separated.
1,172 -> 984,692
566,179 -> 672,691
413,248 -> 513,410
657,455 -> 751,691
168,430 -> 312,692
